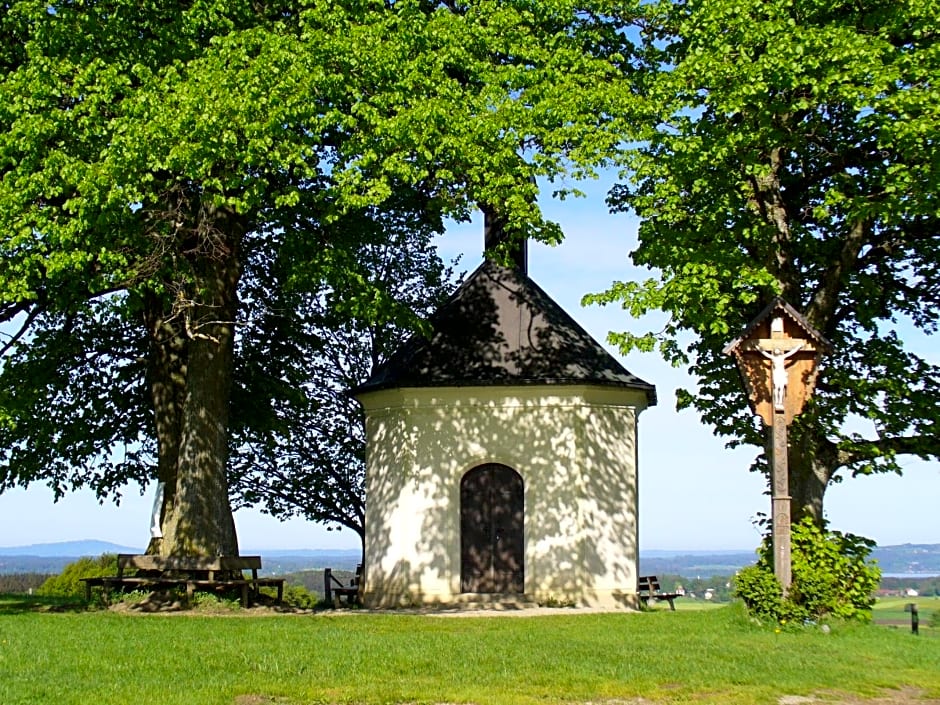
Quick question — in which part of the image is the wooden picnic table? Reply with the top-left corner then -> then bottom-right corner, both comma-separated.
81,554 -> 285,607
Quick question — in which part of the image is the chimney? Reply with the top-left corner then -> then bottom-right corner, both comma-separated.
482,204 -> 528,275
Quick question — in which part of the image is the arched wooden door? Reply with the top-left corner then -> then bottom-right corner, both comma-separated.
460,464 -> 524,593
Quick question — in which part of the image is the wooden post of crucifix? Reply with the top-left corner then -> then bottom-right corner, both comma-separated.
724,298 -> 831,592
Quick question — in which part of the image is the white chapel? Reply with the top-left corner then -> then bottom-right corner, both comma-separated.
353,216 -> 656,609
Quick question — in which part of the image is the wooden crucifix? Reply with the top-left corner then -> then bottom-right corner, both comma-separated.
724,298 -> 831,591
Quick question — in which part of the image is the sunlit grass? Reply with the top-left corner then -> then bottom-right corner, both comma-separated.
1,597 -> 938,705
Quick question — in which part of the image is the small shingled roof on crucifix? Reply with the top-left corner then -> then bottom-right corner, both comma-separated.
724,297 -> 832,426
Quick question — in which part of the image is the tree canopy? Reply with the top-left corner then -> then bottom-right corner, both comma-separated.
0,0 -> 639,555
229,198 -> 460,551
590,0 -> 940,521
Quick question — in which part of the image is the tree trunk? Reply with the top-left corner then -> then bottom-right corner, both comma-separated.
787,421 -> 838,525
161,324 -> 240,556
148,207 -> 245,557
142,292 -> 187,556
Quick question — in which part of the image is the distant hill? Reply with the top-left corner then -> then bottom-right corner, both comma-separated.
1,541 -> 937,577
639,543 -> 940,578
0,540 -> 142,557
0,541 -> 361,575
871,544 -> 940,575
0,540 -> 143,575
253,550 -> 362,575
639,552 -> 757,578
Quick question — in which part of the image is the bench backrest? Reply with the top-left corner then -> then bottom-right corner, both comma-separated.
637,575 -> 661,593
117,554 -> 262,576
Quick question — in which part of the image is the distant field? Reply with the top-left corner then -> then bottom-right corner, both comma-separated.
1,596 -> 938,705
647,597 -> 725,611
873,595 -> 938,633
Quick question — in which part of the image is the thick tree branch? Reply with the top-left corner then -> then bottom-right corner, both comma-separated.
838,434 -> 940,468
0,301 -> 34,325
746,147 -> 801,294
856,219 -> 940,268
808,217 -> 870,331
0,304 -> 41,358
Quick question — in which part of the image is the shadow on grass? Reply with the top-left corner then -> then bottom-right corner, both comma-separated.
0,593 -> 90,615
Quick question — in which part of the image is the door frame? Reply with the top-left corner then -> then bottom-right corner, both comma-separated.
459,463 -> 525,594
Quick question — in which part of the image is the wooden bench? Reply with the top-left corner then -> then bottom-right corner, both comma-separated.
324,564 -> 361,606
81,554 -> 285,607
637,575 -> 682,611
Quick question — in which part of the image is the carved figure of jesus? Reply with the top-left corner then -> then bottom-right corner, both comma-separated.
150,481 -> 165,538
758,343 -> 804,411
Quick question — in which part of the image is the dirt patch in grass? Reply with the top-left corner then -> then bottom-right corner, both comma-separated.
778,688 -> 940,704
228,691 -> 938,705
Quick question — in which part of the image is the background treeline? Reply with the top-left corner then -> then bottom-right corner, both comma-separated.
879,576 -> 940,596
4,544 -> 938,578
0,569 -> 732,600
2,566 -> 938,601
0,573 -> 52,593
283,569 -> 358,600
639,555 -> 756,579
639,545 -> 940,579
656,575 -> 735,603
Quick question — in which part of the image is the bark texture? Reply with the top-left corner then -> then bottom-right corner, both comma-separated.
787,423 -> 837,525
146,205 -> 244,557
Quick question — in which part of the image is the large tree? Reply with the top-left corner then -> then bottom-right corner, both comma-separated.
591,0 -> 940,522
228,196 -> 459,553
0,0 -> 637,555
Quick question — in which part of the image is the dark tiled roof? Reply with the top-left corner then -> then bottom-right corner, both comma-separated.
354,259 -> 656,404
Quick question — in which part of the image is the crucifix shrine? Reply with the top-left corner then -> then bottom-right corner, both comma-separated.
724,298 -> 831,590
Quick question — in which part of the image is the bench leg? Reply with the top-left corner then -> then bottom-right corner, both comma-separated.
241,584 -> 249,609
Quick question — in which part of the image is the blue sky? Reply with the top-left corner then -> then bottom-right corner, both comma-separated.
1,175 -> 937,552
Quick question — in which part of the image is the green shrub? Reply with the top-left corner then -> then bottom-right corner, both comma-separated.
191,591 -> 241,611
733,517 -> 880,624
733,564 -> 784,621
281,584 -> 319,609
929,609 -> 940,629
37,554 -> 118,599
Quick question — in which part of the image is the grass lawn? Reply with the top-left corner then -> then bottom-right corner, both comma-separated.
1,596 -> 938,705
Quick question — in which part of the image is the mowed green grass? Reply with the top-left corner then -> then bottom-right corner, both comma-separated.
1,598 -> 938,705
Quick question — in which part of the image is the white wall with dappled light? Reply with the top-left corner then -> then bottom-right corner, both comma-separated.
354,217 -> 655,609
